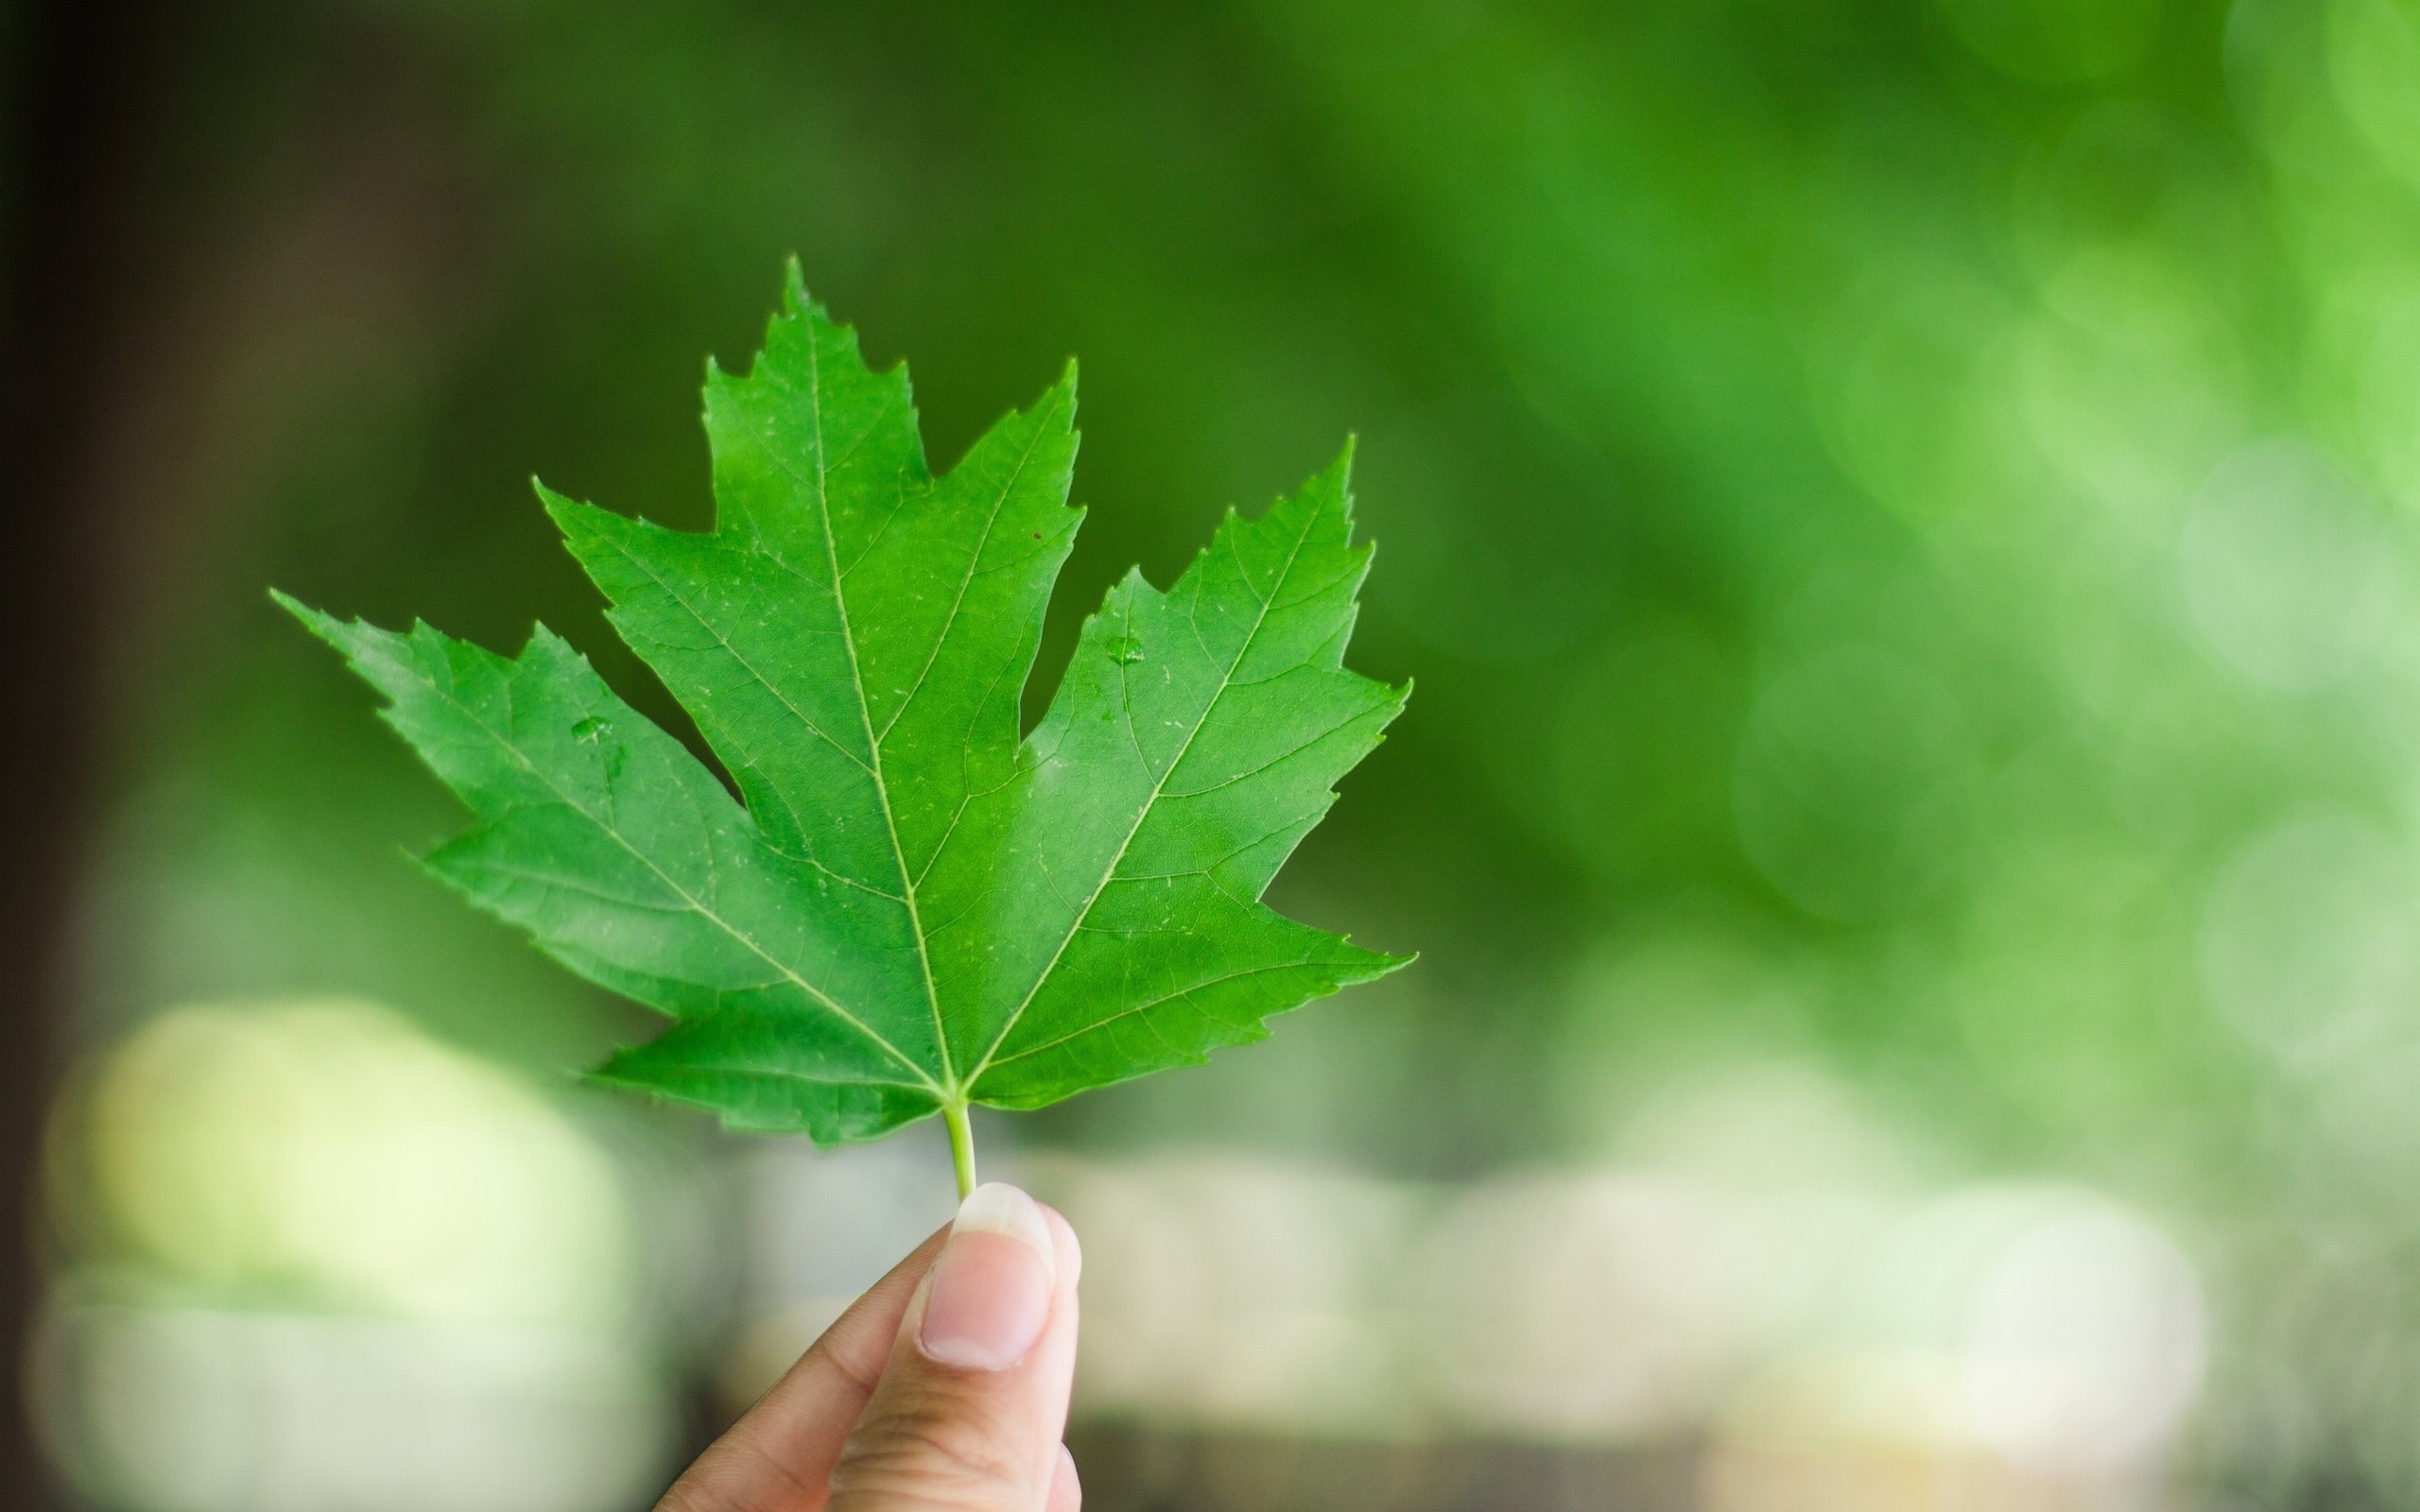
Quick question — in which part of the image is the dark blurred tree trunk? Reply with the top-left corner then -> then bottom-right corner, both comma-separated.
2,0 -> 172,1503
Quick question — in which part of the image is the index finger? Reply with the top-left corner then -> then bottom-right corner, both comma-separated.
657,1224 -> 950,1512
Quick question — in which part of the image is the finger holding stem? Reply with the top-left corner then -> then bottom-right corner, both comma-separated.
828,1182 -> 1082,1511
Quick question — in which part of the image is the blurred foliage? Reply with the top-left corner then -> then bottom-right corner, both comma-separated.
54,0 -> 2420,1499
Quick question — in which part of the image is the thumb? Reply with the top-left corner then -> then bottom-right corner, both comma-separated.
828,1182 -> 1082,1511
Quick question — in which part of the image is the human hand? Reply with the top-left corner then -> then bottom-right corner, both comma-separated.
658,1183 -> 1082,1511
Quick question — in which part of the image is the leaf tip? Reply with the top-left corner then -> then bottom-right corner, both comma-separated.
270,588 -> 353,647
1351,946 -> 1418,984
533,478 -> 596,538
1323,437 -> 1358,514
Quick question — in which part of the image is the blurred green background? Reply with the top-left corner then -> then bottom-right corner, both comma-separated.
8,0 -> 2419,1506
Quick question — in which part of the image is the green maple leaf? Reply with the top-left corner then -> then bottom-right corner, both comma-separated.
277,266 -> 1409,1188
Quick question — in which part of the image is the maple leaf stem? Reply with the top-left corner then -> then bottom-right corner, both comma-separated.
942,1097 -> 978,1200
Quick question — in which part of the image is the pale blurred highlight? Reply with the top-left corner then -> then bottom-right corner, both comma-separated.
36,1002 -> 674,1511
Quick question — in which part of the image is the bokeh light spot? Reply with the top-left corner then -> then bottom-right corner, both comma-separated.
2179,439 -> 2398,690
2200,814 -> 2420,1070
1733,644 -> 1977,921
1930,0 -> 2165,83
80,999 -> 633,1327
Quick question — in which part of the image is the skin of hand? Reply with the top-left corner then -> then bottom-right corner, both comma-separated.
657,1183 -> 1083,1512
